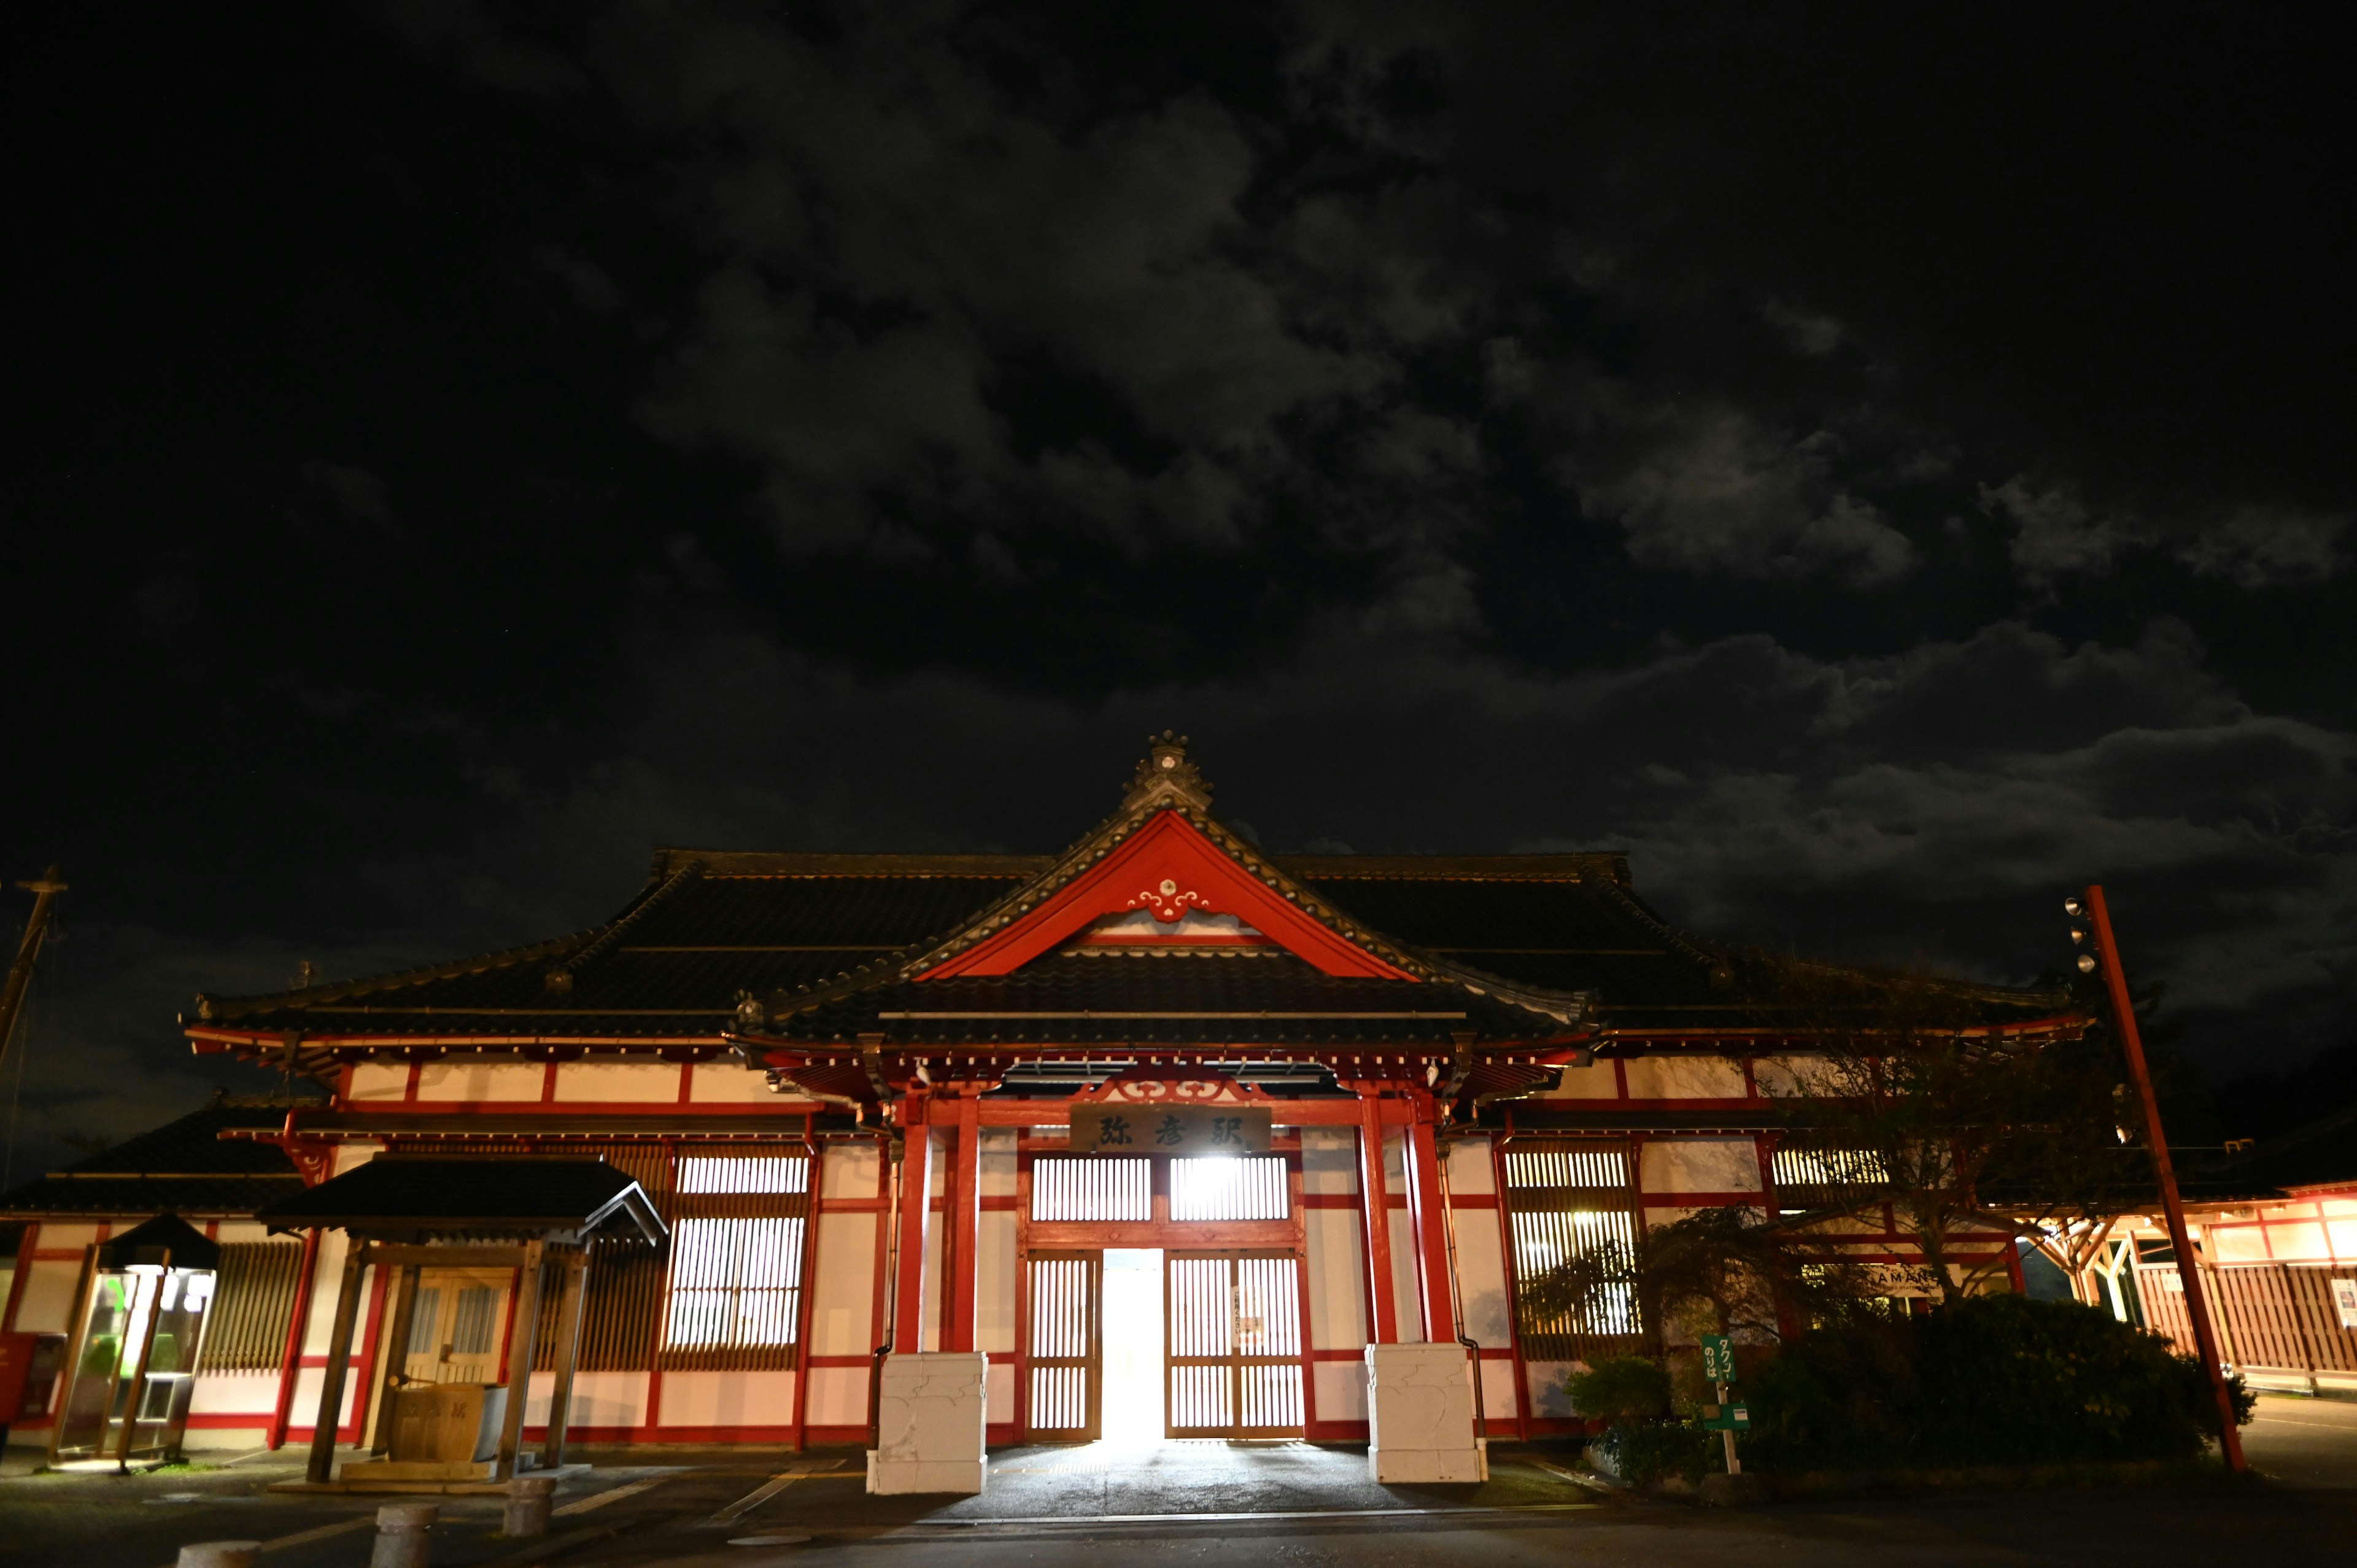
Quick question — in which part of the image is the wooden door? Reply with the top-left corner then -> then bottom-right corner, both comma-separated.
1024,1251 -> 1102,1441
402,1269 -> 509,1384
1165,1250 -> 1304,1438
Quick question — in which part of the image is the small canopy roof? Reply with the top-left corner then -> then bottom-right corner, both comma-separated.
255,1156 -> 666,1247
96,1213 -> 222,1272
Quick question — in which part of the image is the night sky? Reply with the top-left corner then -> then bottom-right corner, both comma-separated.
7,5 -> 2352,1174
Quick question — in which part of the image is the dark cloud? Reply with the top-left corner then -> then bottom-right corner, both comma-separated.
6,2 -> 2352,1168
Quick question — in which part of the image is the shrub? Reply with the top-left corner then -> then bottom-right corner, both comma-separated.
1569,1357 -> 1716,1484
1743,1295 -> 2251,1473
1565,1356 -> 1671,1421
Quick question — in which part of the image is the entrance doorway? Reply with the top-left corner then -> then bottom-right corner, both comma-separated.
1165,1250 -> 1304,1438
1102,1248 -> 1164,1443
402,1268 -> 509,1383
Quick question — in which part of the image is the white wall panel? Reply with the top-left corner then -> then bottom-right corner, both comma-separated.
977,1211 -> 1017,1354
809,1213 -> 877,1355
1312,1359 -> 1367,1423
346,1062 -> 409,1101
1544,1062 -> 1622,1099
522,1369 -> 649,1429
1304,1208 -> 1366,1350
416,1060 -> 543,1102
1445,1135 -> 1496,1194
187,1370 -> 278,1416
1640,1138 -> 1763,1195
805,1365 -> 869,1427
1622,1058 -> 1748,1100
824,1141 -> 881,1200
1389,1207 -> 1421,1339
1301,1128 -> 1358,1195
10,1259 -> 82,1333
659,1369 -> 794,1427
554,1061 -> 680,1102
1450,1202 -> 1514,1348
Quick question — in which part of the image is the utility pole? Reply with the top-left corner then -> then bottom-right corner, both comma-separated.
2075,884 -> 2247,1474
0,865 -> 66,1077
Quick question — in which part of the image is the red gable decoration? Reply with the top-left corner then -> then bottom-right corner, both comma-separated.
915,809 -> 1411,980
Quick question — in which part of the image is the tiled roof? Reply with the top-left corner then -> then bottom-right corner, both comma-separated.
189,743 -> 2072,1059
255,1156 -> 665,1244
0,1095 -> 311,1218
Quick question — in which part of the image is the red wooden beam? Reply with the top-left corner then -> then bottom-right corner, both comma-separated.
1357,1090 -> 1399,1344
891,1097 -> 932,1351
945,1094 -> 983,1354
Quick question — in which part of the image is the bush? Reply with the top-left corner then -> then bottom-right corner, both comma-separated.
1743,1295 -> 2251,1473
1569,1357 -> 1716,1485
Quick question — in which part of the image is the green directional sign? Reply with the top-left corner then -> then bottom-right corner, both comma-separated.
1699,1334 -> 1737,1383
1701,1402 -> 1751,1432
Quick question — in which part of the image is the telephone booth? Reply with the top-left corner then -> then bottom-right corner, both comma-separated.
51,1215 -> 220,1466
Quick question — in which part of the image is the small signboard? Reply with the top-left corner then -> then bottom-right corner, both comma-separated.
2333,1276 -> 2357,1330
1701,1402 -> 1751,1432
1069,1103 -> 1271,1154
1699,1334 -> 1737,1383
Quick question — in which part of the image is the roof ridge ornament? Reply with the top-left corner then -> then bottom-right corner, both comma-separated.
1121,731 -> 1212,814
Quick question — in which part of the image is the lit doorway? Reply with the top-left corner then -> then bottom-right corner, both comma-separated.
1101,1248 -> 1164,1444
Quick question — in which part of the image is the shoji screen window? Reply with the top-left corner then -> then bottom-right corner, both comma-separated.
660,1151 -> 811,1370
1502,1140 -> 1643,1359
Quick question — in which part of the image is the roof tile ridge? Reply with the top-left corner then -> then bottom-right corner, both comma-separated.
195,928 -> 597,1023
756,741 -> 1596,1031
543,859 -> 705,993
1582,873 -> 1732,982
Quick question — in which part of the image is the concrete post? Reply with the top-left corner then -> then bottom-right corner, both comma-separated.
368,1502 -> 437,1568
503,1474 -> 557,1537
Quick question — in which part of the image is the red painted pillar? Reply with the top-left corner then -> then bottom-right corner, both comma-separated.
1404,1115 -> 1455,1345
945,1092 -> 983,1354
1357,1088 -> 1399,1345
892,1094 -> 932,1352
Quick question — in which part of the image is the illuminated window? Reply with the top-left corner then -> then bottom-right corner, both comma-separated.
1032,1156 -> 1151,1221
1169,1156 -> 1288,1221
660,1151 -> 810,1366
1504,1140 -> 1643,1354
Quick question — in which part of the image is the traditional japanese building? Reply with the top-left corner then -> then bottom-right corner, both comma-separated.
2,736 -> 2087,1483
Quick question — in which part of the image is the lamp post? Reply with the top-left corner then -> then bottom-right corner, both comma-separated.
2070,885 -> 2246,1474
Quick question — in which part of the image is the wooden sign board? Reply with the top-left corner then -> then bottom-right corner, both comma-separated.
1069,1103 -> 1271,1154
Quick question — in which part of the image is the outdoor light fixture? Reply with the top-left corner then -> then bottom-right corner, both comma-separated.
2077,954 -> 2098,972
2064,897 -> 2083,916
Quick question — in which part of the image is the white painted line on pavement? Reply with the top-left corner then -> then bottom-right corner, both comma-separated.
553,1476 -> 673,1517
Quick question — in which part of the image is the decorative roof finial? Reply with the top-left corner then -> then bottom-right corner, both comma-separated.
1123,730 -> 1213,813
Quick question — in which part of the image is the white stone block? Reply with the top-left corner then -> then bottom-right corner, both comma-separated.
867,1351 -> 986,1496
1365,1342 -> 1481,1485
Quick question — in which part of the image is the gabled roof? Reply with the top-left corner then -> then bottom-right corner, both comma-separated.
756,735 -> 1597,1036
255,1156 -> 667,1246
0,1094 -> 313,1218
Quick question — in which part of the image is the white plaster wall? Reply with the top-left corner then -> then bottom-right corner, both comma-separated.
554,1060 -> 681,1102
287,1364 -> 362,1429
979,1129 -> 1017,1195
918,1186 -> 943,1354
37,1222 -> 101,1251
9,1257 -> 83,1332
1621,1057 -> 1748,1100
1301,1128 -> 1358,1194
1449,1203 -> 1513,1348
810,1213 -> 878,1356
977,1211 -> 1017,1355
805,1365 -> 869,1427
1389,1207 -> 1422,1339
1444,1136 -> 1495,1194
825,1140 -> 883,1200
1640,1138 -> 1763,1195
659,1369 -> 794,1427
522,1369 -> 648,1429
689,1062 -> 775,1102
212,1221 -> 272,1245
1544,1062 -> 1621,1099
187,1370 -> 278,1415
1524,1359 -> 1578,1417
1754,1054 -> 1839,1097
1382,1130 -> 1407,1193
1479,1357 -> 1519,1421
1304,1208 -> 1366,1350
416,1060 -> 544,1102
1312,1359 -> 1367,1423
331,1143 -> 382,1176
987,1358 -> 1015,1426
347,1062 -> 409,1101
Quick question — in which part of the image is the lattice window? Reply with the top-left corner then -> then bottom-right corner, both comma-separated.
1169,1156 -> 1288,1221
1770,1146 -> 1889,1214
196,1242 -> 303,1371
1031,1156 -> 1151,1221
657,1148 -> 811,1370
1503,1139 -> 1644,1358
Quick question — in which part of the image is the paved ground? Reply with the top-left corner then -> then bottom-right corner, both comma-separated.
0,1397 -> 2347,1568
